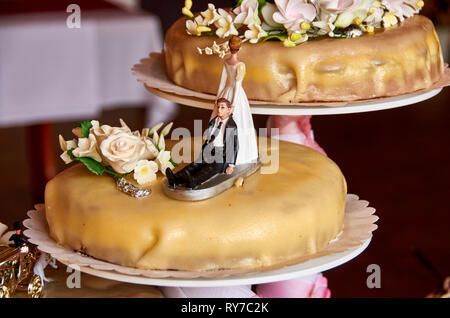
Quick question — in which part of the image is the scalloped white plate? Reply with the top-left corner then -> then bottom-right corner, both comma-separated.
24,194 -> 377,287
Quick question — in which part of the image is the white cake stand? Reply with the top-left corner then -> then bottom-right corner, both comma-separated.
59,239 -> 370,287
146,86 -> 443,116
132,53 -> 446,116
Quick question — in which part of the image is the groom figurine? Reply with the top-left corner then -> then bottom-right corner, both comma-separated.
166,98 -> 239,189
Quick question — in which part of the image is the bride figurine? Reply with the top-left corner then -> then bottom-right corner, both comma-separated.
213,36 -> 258,165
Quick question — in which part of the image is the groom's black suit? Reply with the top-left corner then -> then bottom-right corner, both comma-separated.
170,116 -> 239,189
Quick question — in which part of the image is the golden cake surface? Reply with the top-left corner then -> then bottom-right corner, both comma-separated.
45,139 -> 347,271
164,15 -> 444,103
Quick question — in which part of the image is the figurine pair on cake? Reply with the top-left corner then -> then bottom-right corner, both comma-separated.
166,36 -> 259,190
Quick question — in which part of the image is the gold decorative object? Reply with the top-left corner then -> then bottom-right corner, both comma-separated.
0,244 -> 42,298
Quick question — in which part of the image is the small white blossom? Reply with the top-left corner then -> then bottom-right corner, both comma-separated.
200,3 -> 220,25
212,41 -> 221,54
205,47 -> 213,55
245,24 -> 268,44
215,9 -> 239,38
133,160 -> 158,185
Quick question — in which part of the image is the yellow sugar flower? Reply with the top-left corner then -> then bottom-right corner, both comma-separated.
182,0 -> 194,18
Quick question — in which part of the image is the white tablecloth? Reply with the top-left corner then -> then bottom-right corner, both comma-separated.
0,10 -> 175,127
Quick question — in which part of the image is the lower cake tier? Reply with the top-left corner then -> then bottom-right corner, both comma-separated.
45,139 -> 347,271
164,15 -> 444,103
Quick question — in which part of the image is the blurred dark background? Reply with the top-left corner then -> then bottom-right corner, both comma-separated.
0,0 -> 449,298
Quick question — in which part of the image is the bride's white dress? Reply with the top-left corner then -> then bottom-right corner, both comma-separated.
213,61 -> 258,165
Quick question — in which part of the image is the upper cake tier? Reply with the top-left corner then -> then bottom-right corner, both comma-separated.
164,15 -> 444,103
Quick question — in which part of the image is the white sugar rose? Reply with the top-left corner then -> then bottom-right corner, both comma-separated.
100,132 -> 158,174
72,134 -> 102,163
134,160 -> 158,185
90,120 -> 131,144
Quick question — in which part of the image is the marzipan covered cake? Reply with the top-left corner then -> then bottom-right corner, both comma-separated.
164,0 -> 444,103
46,119 -> 347,271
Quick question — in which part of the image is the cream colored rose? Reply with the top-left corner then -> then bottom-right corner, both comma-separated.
100,132 -> 158,174
90,120 -> 131,144
72,134 -> 102,162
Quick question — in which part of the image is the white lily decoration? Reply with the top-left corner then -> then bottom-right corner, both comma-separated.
382,10 -> 398,27
215,9 -> 239,38
153,131 -> 159,147
186,16 -> 212,36
157,133 -> 166,151
200,3 -> 220,25
245,23 -> 268,44
156,150 -> 175,175
149,122 -> 163,136
261,2 -> 284,30
382,0 -> 421,22
234,0 -> 261,26
364,5 -> 384,25
334,0 -> 374,28
161,122 -> 174,137
273,0 -> 317,33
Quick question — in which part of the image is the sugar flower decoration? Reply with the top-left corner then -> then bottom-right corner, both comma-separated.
183,0 -> 425,46
319,0 -> 359,12
59,135 -> 77,164
182,0 -> 194,18
382,0 -> 422,23
156,150 -> 175,175
72,134 -> 102,163
245,23 -> 268,44
134,160 -> 158,185
215,9 -> 239,38
234,0 -> 261,26
100,132 -> 157,174
205,47 -> 213,55
200,3 -> 220,25
364,5 -> 384,25
382,10 -> 398,27
261,2 -> 283,30
273,0 -> 317,33
186,16 -> 212,36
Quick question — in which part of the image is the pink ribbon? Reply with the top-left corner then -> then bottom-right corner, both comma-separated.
160,274 -> 330,298
266,115 -> 326,156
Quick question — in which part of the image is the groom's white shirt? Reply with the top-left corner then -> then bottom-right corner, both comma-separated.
210,117 -> 229,147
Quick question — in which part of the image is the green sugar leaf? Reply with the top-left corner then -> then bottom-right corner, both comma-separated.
79,120 -> 93,138
169,158 -> 179,167
68,149 -> 104,175
262,33 -> 287,42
